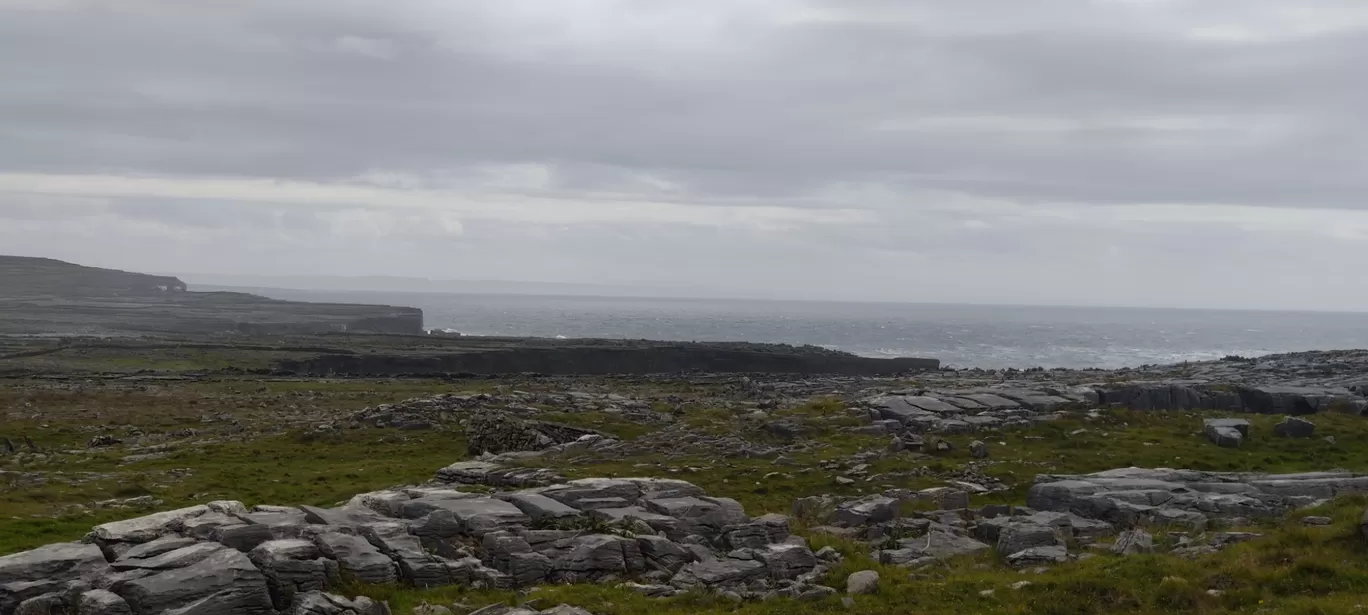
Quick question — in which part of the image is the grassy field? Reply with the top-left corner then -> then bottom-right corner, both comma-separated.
0,378 -> 473,553
6,376 -> 1368,614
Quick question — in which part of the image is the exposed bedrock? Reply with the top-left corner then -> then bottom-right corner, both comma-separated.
0,474 -> 831,615
6,463 -> 1368,615
862,382 -> 1366,436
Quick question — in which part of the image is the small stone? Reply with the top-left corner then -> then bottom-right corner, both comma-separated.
997,523 -> 1059,556
1203,418 -> 1249,448
1303,516 -> 1333,526
979,589 -> 995,598
1006,545 -> 1068,568
846,570 -> 880,595
835,477 -> 856,486
539,606 -> 594,615
467,605 -> 514,615
413,603 -> 453,615
797,586 -> 838,601
1010,581 -> 1032,590
1325,436 -> 1337,445
1110,529 -> 1154,555
969,441 -> 988,459
1274,416 -> 1316,439
840,597 -> 856,609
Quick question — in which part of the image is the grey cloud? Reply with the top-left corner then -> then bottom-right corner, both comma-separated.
106,200 -> 299,230
4,0 -> 1367,209
5,0 -> 1368,308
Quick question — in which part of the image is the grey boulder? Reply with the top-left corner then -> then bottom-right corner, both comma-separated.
752,544 -> 817,580
831,496 -> 897,527
0,542 -> 108,585
2,580 -> 66,615
1110,529 -> 1154,555
115,536 -> 200,564
91,505 -> 210,544
877,531 -> 990,566
545,535 -> 645,580
116,548 -> 274,615
313,533 -> 398,585
359,523 -> 458,588
1204,419 -> 1250,448
299,505 -> 384,528
421,499 -> 529,536
538,607 -> 594,615
112,543 -> 225,571
78,590 -> 133,615
720,515 -> 790,549
248,540 -> 336,611
289,591 -> 391,615
635,536 -> 695,575
497,494 -> 581,523
669,559 -> 767,587
481,533 -> 551,587
846,570 -> 879,595
996,524 -> 1060,557
1274,417 -> 1316,438
214,525 -> 277,553
1005,545 -> 1069,568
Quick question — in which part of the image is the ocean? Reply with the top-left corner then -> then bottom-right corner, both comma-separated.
219,288 -> 1368,370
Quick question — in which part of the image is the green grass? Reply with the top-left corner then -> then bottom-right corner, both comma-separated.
0,378 -> 480,554
10,379 -> 1368,614
0,427 -> 467,554
1,346 -> 306,373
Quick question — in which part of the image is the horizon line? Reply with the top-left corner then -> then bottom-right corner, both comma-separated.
184,280 -> 1368,317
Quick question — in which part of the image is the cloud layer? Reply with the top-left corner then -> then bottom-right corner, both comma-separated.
3,0 -> 1368,309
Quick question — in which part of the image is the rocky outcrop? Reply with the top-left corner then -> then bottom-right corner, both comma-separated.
464,412 -> 606,457
6,456 -> 1365,615
1027,467 -> 1368,525
862,380 -> 1368,434
791,465 -> 1368,573
863,390 -> 1067,435
433,462 -> 565,488
0,473 -> 828,615
292,592 -> 390,615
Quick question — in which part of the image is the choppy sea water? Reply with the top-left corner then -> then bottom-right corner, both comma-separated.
221,289 -> 1368,370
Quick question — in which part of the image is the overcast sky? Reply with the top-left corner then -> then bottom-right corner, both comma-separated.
3,0 -> 1368,309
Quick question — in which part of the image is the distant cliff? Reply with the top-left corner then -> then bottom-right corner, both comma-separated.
0,255 -> 424,336
0,256 -> 187,297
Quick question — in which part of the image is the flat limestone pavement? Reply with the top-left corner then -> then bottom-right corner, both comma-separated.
0,469 -> 830,615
